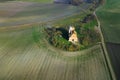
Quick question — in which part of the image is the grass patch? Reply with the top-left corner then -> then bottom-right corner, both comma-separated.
45,13 -> 100,51
0,0 -> 53,3
96,0 -> 120,43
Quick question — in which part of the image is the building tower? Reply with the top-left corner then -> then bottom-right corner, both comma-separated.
68,26 -> 78,43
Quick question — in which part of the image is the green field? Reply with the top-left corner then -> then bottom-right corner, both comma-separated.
96,0 -> 120,43
0,1 -> 112,80
0,0 -> 53,3
96,0 -> 120,79
0,25 -> 111,80
0,2 -> 89,27
16,0 -> 53,3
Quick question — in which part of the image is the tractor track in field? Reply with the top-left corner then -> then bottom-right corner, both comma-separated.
0,1 -> 91,28
0,1 -> 112,80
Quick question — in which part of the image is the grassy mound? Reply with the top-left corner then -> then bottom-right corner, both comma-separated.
44,14 -> 100,51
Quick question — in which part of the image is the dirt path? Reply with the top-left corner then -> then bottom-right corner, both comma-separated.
94,11 -> 116,80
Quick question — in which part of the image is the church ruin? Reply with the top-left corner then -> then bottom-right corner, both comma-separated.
68,26 -> 78,43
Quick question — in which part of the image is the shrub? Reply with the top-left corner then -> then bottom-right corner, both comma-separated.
44,14 -> 100,51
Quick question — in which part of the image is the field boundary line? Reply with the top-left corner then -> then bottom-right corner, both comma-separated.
94,11 -> 116,80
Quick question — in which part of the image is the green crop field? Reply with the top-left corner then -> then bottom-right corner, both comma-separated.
0,1 -> 112,80
96,0 -> 120,43
0,2 -> 90,27
96,0 -> 120,79
0,0 -> 53,3
0,25 -> 111,80
16,0 -> 53,3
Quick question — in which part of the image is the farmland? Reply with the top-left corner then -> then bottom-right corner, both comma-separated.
0,0 -> 53,3
0,1 -> 112,80
96,0 -> 120,43
0,2 -> 91,27
96,0 -> 120,79
0,25 -> 111,80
